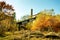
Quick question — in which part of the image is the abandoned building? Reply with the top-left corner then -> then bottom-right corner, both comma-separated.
17,9 -> 36,30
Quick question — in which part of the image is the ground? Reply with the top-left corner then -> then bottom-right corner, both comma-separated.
0,30 -> 60,40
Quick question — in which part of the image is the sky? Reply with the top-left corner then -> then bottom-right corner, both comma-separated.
0,0 -> 60,20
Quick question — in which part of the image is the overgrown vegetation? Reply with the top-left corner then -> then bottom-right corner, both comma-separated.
31,9 -> 60,32
0,1 -> 17,36
0,1 -> 60,40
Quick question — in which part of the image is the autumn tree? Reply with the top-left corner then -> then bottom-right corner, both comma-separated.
0,1 -> 17,36
0,1 -> 14,11
31,9 -> 60,32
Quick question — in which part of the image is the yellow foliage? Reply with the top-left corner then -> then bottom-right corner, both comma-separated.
0,12 -> 17,32
31,10 -> 60,32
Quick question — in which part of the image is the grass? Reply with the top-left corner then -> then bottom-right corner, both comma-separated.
0,30 -> 60,40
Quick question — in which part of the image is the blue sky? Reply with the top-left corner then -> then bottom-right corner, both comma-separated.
0,0 -> 60,20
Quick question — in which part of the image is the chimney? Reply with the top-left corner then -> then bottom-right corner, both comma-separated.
31,9 -> 33,18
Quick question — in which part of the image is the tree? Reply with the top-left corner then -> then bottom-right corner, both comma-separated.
31,9 -> 60,32
0,1 -> 14,11
0,2 -> 17,35
31,9 -> 54,31
13,12 -> 16,19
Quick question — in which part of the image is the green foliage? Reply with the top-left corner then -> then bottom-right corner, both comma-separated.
26,22 -> 32,30
12,12 -> 16,19
0,11 -> 17,35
